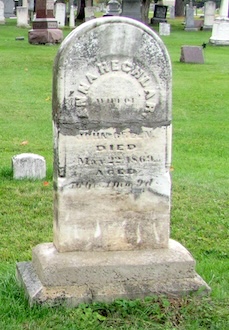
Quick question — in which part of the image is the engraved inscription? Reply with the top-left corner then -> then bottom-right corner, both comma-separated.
58,127 -> 167,192
65,59 -> 159,119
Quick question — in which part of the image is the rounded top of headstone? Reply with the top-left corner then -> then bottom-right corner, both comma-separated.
13,153 -> 45,160
53,17 -> 172,134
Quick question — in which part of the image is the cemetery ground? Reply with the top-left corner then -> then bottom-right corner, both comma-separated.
0,18 -> 228,329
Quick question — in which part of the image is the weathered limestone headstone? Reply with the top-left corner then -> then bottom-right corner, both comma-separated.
17,6 -> 30,27
203,1 -> 216,30
0,1 -> 5,24
16,17 -> 210,306
54,2 -> 66,27
210,0 -> 229,45
159,22 -> 170,36
151,5 -> 168,25
180,46 -> 204,64
29,0 -> 63,44
12,153 -> 46,180
185,5 -> 198,31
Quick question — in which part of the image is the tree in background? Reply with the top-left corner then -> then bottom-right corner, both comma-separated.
141,0 -> 151,23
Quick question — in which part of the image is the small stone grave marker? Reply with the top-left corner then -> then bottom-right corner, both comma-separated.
159,22 -> 170,36
17,6 -> 30,28
12,153 -> 46,180
180,46 -> 204,64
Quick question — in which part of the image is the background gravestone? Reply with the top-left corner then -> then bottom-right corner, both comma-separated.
210,0 -> 229,45
17,6 -> 30,27
180,46 -> 204,64
203,1 -> 216,30
17,16 -> 210,306
2,0 -> 14,18
121,0 -> 141,20
159,22 -> 170,36
54,2 -> 66,27
0,1 -> 5,24
12,153 -> 46,180
151,5 -> 168,25
185,5 -> 198,31
29,0 -> 63,44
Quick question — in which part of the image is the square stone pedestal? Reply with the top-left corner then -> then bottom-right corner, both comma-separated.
28,29 -> 63,45
16,239 -> 210,306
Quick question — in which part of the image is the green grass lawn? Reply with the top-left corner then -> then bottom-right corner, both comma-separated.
0,18 -> 228,329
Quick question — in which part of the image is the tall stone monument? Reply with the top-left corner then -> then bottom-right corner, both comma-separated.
210,0 -> 229,45
203,1 -> 216,30
17,16 -> 210,306
28,0 -> 63,44
185,4 -> 198,31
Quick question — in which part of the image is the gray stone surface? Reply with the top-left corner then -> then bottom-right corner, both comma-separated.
16,240 -> 210,306
159,22 -> 170,36
106,0 -> 121,16
121,0 -> 141,20
203,1 -> 216,30
185,6 -> 198,31
52,16 -> 172,253
180,46 -> 204,64
17,16 -> 211,306
17,6 -> 30,28
12,153 -> 46,179
0,1 -> 5,24
2,0 -> 14,18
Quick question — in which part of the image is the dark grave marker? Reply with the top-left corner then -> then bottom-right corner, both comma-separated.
151,5 -> 168,25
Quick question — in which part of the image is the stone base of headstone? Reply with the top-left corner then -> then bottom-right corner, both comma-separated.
12,153 -> 46,180
16,239 -> 210,306
209,17 -> 229,45
184,26 -> 199,31
203,25 -> 213,30
151,17 -> 167,25
180,46 -> 204,64
28,28 -> 63,44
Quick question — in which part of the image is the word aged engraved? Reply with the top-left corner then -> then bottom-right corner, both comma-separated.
96,168 -> 137,176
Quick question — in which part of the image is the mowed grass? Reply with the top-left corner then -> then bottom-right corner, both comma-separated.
0,18 -> 229,329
